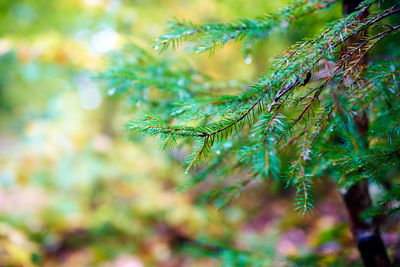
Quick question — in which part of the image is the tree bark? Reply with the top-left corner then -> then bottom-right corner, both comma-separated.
341,1 -> 391,266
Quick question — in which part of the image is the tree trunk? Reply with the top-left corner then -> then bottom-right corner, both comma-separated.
341,1 -> 391,266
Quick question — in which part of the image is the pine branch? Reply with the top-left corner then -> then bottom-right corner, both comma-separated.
110,0 -> 400,217
154,0 -> 336,55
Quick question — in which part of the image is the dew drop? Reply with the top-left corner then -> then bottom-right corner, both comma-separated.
245,57 -> 252,64
177,78 -> 185,87
216,150 -> 221,155
154,45 -> 159,51
136,101 -> 141,107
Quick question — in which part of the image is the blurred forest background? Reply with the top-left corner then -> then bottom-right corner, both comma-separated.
0,0 -> 398,266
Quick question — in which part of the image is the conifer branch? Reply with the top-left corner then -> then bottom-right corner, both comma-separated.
107,0 -> 400,216
154,0 -> 336,54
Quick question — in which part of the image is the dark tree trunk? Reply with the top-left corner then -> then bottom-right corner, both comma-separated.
343,181 -> 391,267
341,1 -> 391,266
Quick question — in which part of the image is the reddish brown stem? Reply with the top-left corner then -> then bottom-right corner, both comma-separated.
340,1 -> 390,266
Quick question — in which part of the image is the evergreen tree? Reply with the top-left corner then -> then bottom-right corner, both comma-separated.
103,0 -> 400,265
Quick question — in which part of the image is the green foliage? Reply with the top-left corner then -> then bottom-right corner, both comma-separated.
105,0 -> 400,216
154,0 -> 336,56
